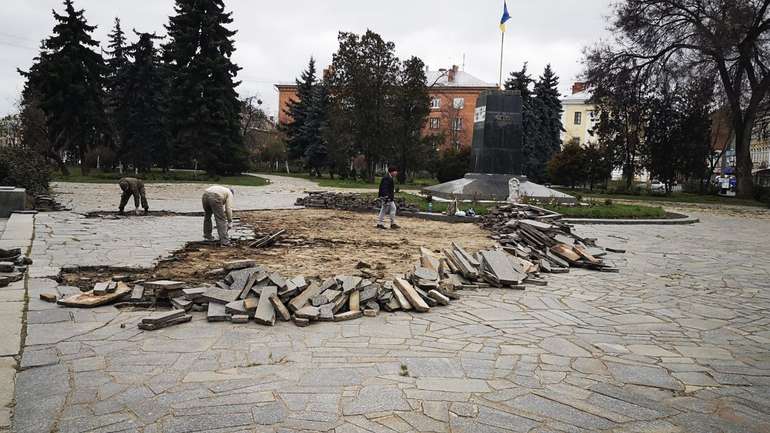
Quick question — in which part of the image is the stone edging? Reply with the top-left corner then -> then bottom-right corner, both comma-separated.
562,215 -> 699,225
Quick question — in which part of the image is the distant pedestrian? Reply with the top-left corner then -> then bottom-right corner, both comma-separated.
118,177 -> 149,215
202,185 -> 235,246
377,166 -> 399,229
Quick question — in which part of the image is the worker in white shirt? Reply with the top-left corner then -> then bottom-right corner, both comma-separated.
202,185 -> 235,246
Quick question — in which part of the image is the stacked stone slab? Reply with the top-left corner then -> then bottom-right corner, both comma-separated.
296,192 -> 419,213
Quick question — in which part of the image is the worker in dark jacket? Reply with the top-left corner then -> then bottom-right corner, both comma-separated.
118,177 -> 149,215
377,166 -> 400,229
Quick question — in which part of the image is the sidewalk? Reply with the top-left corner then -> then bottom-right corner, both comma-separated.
0,213 -> 35,431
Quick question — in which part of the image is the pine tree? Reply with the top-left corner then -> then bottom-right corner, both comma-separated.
123,32 -> 168,171
164,0 -> 246,175
20,0 -> 107,175
105,17 -> 129,159
282,57 -> 317,161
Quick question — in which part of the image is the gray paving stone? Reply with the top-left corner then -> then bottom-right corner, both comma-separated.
342,385 -> 410,415
606,363 -> 683,391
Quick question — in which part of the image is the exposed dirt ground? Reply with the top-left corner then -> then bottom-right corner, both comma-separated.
60,209 -> 494,287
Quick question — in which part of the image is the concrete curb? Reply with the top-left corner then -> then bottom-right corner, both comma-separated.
563,215 -> 699,225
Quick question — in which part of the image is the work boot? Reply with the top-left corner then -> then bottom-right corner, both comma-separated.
203,235 -> 214,241
118,209 -> 125,216
390,223 -> 401,229
376,224 -> 387,230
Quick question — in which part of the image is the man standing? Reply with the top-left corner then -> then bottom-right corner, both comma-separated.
202,185 -> 235,246
118,177 -> 149,215
377,166 -> 400,229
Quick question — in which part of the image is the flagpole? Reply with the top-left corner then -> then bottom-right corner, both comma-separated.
498,30 -> 505,89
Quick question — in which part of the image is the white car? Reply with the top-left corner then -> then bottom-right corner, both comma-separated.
649,181 -> 666,193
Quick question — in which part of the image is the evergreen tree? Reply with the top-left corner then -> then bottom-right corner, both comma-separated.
303,82 -> 330,176
122,32 -> 169,171
19,0 -> 107,175
392,56 -> 431,183
534,64 -> 563,158
283,57 -> 317,161
164,0 -> 246,175
504,63 -> 548,181
105,17 -> 129,159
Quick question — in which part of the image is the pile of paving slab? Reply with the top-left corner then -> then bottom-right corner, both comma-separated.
0,247 -> 32,287
296,192 -> 420,213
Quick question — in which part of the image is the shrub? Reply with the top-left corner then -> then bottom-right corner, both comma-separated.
753,185 -> 770,206
435,147 -> 471,183
0,145 -> 51,195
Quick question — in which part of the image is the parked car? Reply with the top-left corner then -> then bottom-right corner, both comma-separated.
649,180 -> 666,193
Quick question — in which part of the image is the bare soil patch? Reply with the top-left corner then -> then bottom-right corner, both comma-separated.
60,209 -> 494,286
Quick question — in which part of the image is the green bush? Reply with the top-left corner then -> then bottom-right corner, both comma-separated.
435,147 -> 471,183
753,185 -> 770,206
0,146 -> 51,194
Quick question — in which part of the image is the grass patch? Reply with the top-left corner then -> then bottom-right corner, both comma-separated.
52,168 -> 269,187
554,188 -> 766,208
254,171 -> 438,189
542,202 -> 667,219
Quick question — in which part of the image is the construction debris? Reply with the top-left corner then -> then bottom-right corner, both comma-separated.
57,282 -> 132,308
481,204 -> 619,272
0,247 -> 31,288
296,192 -> 419,213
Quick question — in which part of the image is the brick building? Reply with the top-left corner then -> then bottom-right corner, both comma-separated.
275,65 -> 497,150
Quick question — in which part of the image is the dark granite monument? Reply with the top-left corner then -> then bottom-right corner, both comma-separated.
423,90 -> 574,203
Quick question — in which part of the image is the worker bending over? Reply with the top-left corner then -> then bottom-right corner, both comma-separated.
118,177 -> 149,215
202,185 -> 234,246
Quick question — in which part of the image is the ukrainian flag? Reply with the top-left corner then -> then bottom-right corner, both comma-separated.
500,1 -> 511,32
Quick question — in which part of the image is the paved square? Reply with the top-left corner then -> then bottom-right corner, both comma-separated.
8,178 -> 770,433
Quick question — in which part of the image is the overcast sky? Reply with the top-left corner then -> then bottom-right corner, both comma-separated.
0,0 -> 612,117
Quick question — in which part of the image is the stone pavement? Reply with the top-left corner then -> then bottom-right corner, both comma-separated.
11,204 -> 770,433
51,174 -> 318,214
1,213 -> 35,431
8,175 -> 770,433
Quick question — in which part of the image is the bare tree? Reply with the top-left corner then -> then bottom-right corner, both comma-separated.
592,0 -> 770,197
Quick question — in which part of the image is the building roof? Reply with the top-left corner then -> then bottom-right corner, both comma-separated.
425,69 -> 497,89
561,89 -> 592,105
274,69 -> 497,90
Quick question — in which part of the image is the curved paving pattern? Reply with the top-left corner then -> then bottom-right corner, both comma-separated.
9,178 -> 770,433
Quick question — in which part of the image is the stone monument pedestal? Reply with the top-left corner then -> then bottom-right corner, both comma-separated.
0,187 -> 27,218
422,173 -> 575,203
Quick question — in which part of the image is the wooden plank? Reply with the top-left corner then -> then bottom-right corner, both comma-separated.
268,294 -> 291,321
58,283 -> 131,308
394,278 -> 430,312
288,282 -> 324,312
254,287 -> 277,326
573,245 -> 601,264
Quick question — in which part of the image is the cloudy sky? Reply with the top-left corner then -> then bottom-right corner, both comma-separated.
0,0 -> 612,117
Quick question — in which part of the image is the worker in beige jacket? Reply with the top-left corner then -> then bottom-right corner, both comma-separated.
202,185 -> 234,246
118,177 -> 149,215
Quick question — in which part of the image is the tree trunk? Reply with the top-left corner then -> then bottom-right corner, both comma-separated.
734,122 -> 754,198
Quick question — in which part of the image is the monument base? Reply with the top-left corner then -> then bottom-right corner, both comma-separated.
422,173 -> 575,204
0,187 -> 27,218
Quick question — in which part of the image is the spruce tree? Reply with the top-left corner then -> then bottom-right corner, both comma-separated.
123,32 -> 168,171
20,0 -> 106,175
504,63 -> 548,181
534,64 -> 563,155
282,57 -> 317,161
164,0 -> 247,175
303,82 -> 330,176
105,17 -> 129,160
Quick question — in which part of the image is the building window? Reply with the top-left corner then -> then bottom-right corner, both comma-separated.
453,97 -> 465,109
430,97 -> 441,109
429,118 -> 440,130
574,112 -> 582,125
452,118 -> 463,131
